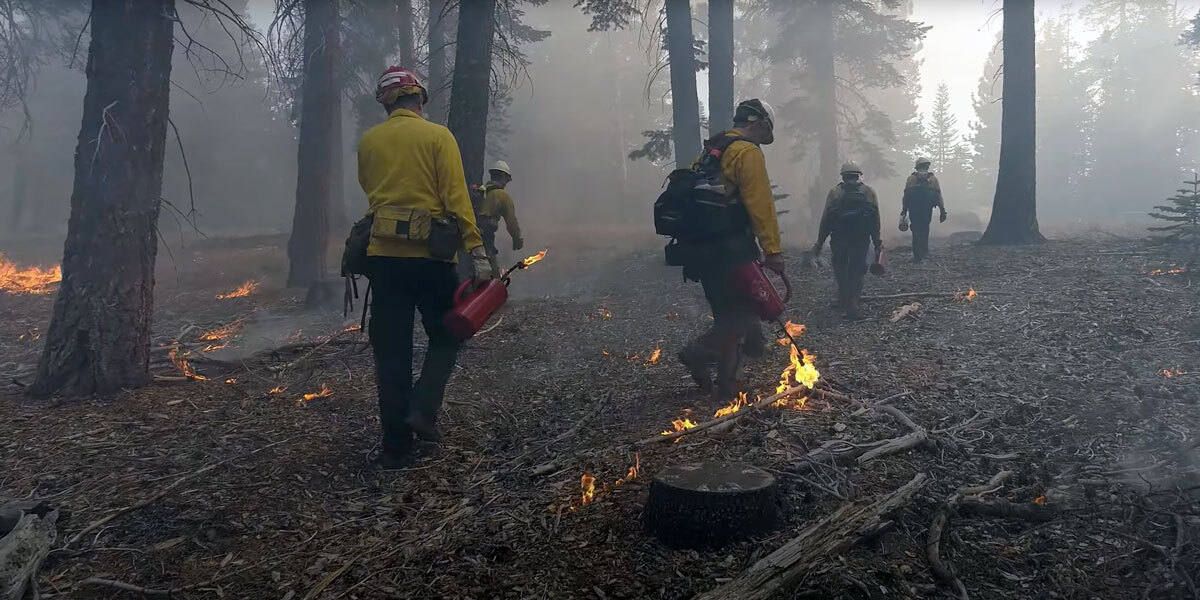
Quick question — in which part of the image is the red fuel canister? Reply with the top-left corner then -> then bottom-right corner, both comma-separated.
444,278 -> 509,341
732,260 -> 790,321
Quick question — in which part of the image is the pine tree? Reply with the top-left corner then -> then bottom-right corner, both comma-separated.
1148,173 -> 1200,265
926,82 -> 961,169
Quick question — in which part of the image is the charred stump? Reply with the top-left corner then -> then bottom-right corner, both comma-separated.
645,462 -> 778,548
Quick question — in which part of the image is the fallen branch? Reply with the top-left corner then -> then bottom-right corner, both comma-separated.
926,471 -> 1014,600
958,497 -> 1057,522
635,385 -> 809,447
63,437 -> 292,549
861,291 -> 1015,301
550,391 -> 612,444
694,473 -> 929,600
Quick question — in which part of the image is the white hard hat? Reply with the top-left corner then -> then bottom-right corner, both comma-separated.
840,161 -> 863,175
915,157 -> 932,168
736,99 -> 775,130
489,160 -> 512,177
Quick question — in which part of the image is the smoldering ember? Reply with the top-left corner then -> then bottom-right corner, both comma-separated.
1,1 -> 1199,599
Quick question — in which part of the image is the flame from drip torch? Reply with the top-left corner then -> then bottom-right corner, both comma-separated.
0,255 -> 62,295
216,280 -> 259,299
581,471 -> 596,505
521,249 -> 548,267
777,320 -> 806,346
300,383 -> 332,403
168,343 -> 208,381
773,346 -> 819,408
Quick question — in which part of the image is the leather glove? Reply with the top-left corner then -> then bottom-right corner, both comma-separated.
512,237 -> 524,251
469,246 -> 495,287
762,252 -> 786,276
939,210 -> 947,223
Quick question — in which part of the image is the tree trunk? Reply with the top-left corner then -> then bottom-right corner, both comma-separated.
29,0 -> 175,398
287,0 -> 340,287
707,0 -> 735,134
665,0 -> 701,169
980,0 -> 1044,245
446,0 -> 496,186
426,0 -> 452,124
809,0 -> 839,228
398,0 -> 416,68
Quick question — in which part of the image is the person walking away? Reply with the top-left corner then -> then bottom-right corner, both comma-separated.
358,66 -> 496,468
812,162 -> 882,320
474,161 -> 523,275
900,157 -> 946,262
670,99 -> 785,400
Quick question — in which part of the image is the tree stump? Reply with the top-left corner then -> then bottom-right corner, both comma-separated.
645,462 -> 778,548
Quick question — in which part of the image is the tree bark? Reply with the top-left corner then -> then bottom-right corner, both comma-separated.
287,0 -> 340,288
664,0 -> 701,169
29,0 -> 175,398
980,0 -> 1044,245
707,0 -> 735,134
426,0 -> 452,124
809,0 -> 839,228
398,0 -> 416,68
446,0 -> 496,186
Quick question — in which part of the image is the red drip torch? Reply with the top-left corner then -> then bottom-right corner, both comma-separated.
731,260 -> 803,348
444,250 -> 548,342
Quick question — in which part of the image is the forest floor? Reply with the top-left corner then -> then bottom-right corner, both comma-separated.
2,233 -> 1199,600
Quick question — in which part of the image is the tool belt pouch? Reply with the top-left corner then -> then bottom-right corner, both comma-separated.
341,214 -> 374,277
428,212 -> 461,261
371,205 -> 433,243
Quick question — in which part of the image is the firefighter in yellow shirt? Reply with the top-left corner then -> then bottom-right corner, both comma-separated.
357,67 -> 495,468
675,99 -> 785,400
474,161 -> 523,275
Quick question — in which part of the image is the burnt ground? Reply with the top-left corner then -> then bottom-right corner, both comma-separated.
2,233 -> 1199,599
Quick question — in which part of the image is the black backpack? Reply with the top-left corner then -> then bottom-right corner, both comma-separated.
903,172 -> 938,207
830,182 -> 877,225
654,136 -> 752,245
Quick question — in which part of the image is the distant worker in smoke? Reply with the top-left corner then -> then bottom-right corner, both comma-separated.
900,157 -> 946,262
357,67 -> 496,468
473,161 -> 523,275
812,161 -> 883,320
665,99 -> 784,399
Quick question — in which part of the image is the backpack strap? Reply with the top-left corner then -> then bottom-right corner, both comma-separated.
696,134 -> 751,175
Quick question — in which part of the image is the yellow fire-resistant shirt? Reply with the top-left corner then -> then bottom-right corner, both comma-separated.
702,132 -> 782,255
476,185 -> 522,241
357,108 -> 483,259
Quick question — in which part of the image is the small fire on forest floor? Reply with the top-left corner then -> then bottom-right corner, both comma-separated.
1161,368 -> 1187,378
0,254 -> 62,295
299,383 -> 332,404
200,320 -> 244,352
168,344 -> 208,381
216,280 -> 259,299
576,453 -> 640,508
955,288 -> 978,301
1148,265 -> 1188,275
580,471 -> 596,505
591,307 -> 613,319
644,347 -> 662,365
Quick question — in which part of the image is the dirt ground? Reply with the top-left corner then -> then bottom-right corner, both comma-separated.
2,232 -> 1199,599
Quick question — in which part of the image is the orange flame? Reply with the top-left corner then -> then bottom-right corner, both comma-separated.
0,255 -> 62,295
342,324 -> 362,333
268,386 -> 285,395
595,307 -> 612,319
714,392 -> 750,419
955,288 -> 977,301
300,383 -> 332,403
777,321 -> 806,346
1034,495 -> 1046,505
645,347 -> 662,365
1149,264 -> 1187,275
1162,368 -> 1187,378
216,280 -> 259,299
168,343 -> 208,381
661,417 -> 697,436
602,350 -> 610,356
581,472 -> 596,505
776,345 -> 819,396
521,249 -> 548,267
665,311 -> 681,319
225,378 -> 237,384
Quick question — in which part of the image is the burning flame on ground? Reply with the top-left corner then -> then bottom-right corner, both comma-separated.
225,378 -> 237,384
645,347 -> 662,365
776,346 -> 820,395
777,320 -> 807,346
521,249 -> 548,267
168,344 -> 208,381
342,324 -> 362,333
618,453 -> 641,484
602,350 -> 610,356
1149,265 -> 1187,275
714,392 -> 750,419
581,472 -> 596,505
593,307 -> 612,319
0,255 -> 62,295
216,280 -> 259,299
955,288 -> 978,302
661,417 -> 697,437
300,383 -> 332,403
666,311 -> 681,319
268,386 -> 285,395
1162,368 -> 1187,378
1034,495 -> 1046,505
18,328 -> 40,343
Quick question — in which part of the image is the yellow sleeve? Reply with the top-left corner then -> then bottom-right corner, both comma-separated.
929,174 -> 945,208
495,189 -> 522,240
730,144 -> 781,255
435,130 -> 483,251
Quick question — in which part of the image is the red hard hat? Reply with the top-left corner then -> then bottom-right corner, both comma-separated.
376,66 -> 428,105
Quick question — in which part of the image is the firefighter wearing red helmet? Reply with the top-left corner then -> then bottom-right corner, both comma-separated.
356,65 -> 494,468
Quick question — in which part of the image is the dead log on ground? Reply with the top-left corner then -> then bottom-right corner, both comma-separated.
0,504 -> 57,600
693,472 -> 928,600
635,384 -> 809,447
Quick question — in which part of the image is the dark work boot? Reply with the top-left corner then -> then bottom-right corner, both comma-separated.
377,448 -> 416,470
743,322 -> 767,359
677,346 -> 714,394
405,412 -> 443,443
